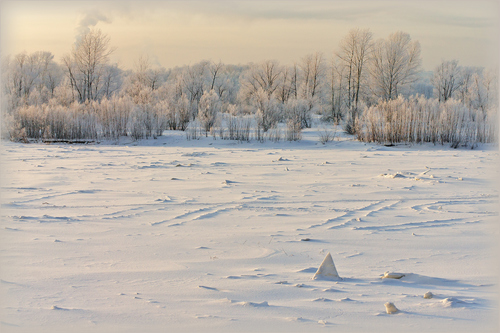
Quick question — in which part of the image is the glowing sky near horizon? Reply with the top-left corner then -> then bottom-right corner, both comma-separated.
1,1 -> 498,71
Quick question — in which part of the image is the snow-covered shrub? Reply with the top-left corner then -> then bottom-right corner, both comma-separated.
283,98 -> 311,129
226,103 -> 240,116
267,125 -> 283,142
127,106 -> 148,140
198,90 -> 220,136
317,125 -> 336,144
356,95 -> 497,147
96,96 -> 133,139
165,92 -> 191,131
344,101 -> 367,135
216,113 -> 253,142
185,119 -> 202,140
253,88 -> 281,132
286,118 -> 302,141
15,104 -> 45,139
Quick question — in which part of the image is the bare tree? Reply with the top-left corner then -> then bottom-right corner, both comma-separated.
456,66 -> 482,108
209,61 -> 224,91
325,57 -> 345,123
63,28 -> 116,102
131,55 -> 163,91
239,60 -> 283,103
3,51 -> 58,100
275,65 -> 295,104
370,31 -> 421,101
134,55 -> 152,87
432,60 -> 462,102
181,61 -> 209,118
101,64 -> 122,99
299,52 -> 324,100
336,29 -> 373,111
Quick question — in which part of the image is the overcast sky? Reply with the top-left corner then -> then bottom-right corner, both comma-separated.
1,1 -> 498,71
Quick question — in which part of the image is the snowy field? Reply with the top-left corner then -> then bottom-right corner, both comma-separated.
1,127 -> 499,333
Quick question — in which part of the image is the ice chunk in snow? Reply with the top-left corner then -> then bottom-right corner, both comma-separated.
313,252 -> 340,280
385,302 -> 399,314
380,173 -> 406,179
382,271 -> 405,279
423,291 -> 434,299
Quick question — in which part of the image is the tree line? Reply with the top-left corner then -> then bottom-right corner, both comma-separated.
1,28 -> 497,146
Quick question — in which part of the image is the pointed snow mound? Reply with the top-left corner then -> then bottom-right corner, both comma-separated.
385,302 -> 399,314
313,252 -> 340,280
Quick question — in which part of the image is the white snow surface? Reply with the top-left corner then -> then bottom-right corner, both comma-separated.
1,127 -> 499,332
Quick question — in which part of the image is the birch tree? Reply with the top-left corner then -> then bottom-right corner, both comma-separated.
336,28 -> 373,132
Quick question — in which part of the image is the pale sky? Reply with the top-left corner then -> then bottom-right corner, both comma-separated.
1,1 -> 498,71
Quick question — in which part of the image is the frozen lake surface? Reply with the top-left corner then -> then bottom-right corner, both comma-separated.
1,128 -> 498,332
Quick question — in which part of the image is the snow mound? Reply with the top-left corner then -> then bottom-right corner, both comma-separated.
322,288 -> 342,292
337,297 -> 355,302
385,302 -> 399,314
313,252 -> 340,280
423,291 -> 434,299
441,297 -> 467,307
236,301 -> 269,307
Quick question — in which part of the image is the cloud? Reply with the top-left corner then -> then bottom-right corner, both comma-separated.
75,9 -> 112,42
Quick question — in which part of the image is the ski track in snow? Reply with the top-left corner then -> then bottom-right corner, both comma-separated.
1,132 -> 498,332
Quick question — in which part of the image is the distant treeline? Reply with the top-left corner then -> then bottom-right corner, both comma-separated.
1,28 -> 497,147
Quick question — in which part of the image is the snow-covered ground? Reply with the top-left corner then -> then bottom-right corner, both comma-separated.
1,126 -> 498,332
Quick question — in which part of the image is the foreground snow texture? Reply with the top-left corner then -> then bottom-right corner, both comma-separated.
1,128 -> 498,333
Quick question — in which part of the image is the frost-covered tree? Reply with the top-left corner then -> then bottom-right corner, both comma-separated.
208,61 -> 224,91
198,89 -> 220,135
130,55 -> 165,91
283,98 -> 310,130
432,60 -> 462,102
2,51 -> 61,108
370,31 -> 421,101
454,67 -> 498,113
239,60 -> 283,103
275,65 -> 296,104
253,88 -> 281,132
62,28 -> 116,102
299,52 -> 325,101
164,82 -> 191,131
336,29 -> 373,111
324,57 -> 346,123
179,61 -> 210,117
335,28 -> 373,133
100,64 -> 123,99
